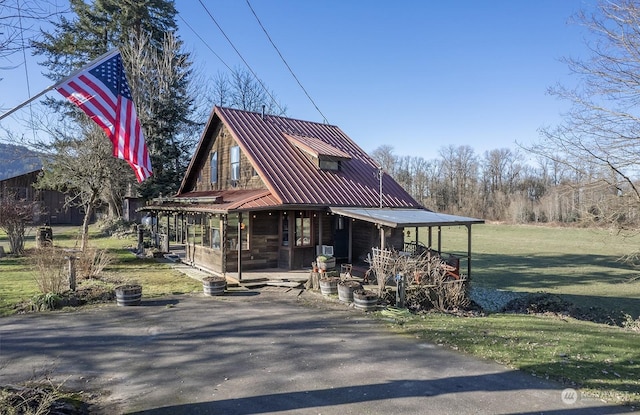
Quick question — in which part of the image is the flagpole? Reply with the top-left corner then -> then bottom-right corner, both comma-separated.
0,49 -> 120,122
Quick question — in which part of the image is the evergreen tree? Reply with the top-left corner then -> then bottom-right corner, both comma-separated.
32,0 -> 197,205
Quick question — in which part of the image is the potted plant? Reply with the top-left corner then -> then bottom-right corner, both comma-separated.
316,255 -> 336,271
202,276 -> 226,296
114,284 -> 142,306
319,276 -> 340,296
337,280 -> 362,303
353,289 -> 378,311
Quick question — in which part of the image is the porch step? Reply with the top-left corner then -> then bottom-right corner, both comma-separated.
265,280 -> 304,288
239,278 -> 269,289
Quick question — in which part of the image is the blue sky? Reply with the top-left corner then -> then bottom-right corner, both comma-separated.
1,0 -> 593,160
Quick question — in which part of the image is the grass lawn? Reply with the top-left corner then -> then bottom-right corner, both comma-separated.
0,225 -> 202,316
431,223 -> 640,317
384,311 -> 639,406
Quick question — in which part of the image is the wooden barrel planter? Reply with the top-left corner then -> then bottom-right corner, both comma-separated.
337,280 -> 362,303
203,276 -> 226,296
115,284 -> 142,306
319,276 -> 340,296
353,289 -> 378,311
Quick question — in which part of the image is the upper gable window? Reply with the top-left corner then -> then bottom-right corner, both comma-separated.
319,159 -> 340,171
210,151 -> 218,183
230,146 -> 240,183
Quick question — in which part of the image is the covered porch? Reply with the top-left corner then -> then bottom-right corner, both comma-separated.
329,207 -> 485,280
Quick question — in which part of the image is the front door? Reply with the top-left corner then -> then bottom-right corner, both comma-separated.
333,216 -> 348,259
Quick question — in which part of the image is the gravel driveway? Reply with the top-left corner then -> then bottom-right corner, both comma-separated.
0,288 -> 629,414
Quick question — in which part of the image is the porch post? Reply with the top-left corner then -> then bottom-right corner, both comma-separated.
467,224 -> 472,281
437,226 -> 442,254
237,212 -> 243,281
428,227 -> 432,249
348,218 -> 353,263
222,214 -> 227,277
380,225 -> 385,250
318,212 -> 323,252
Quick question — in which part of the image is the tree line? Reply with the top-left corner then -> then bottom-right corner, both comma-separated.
372,144 -> 638,227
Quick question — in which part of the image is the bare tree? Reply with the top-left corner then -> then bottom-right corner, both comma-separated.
210,66 -> 286,115
35,123 -> 117,251
0,191 -> 40,255
530,0 -> 640,228
0,0 -> 64,66
370,145 -> 397,175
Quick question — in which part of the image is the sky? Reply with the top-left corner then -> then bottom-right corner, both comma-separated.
0,0 -> 594,161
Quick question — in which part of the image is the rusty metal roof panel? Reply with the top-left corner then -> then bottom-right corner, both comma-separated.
214,107 -> 420,208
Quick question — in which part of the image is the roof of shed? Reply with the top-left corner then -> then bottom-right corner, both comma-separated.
329,207 -> 485,228
179,106 -> 421,209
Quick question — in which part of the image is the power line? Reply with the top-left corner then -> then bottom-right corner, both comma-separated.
196,0 -> 286,115
245,0 -> 329,124
177,13 -> 234,73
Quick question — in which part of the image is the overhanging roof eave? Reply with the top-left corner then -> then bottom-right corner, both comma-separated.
329,207 -> 485,228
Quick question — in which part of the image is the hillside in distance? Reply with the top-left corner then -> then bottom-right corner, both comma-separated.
0,143 -> 42,180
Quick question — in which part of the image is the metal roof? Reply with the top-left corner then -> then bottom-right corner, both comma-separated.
329,207 -> 485,228
140,189 -> 281,213
284,133 -> 352,159
179,107 -> 421,209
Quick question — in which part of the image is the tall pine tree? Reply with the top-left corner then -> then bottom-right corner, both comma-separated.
32,0 -> 197,204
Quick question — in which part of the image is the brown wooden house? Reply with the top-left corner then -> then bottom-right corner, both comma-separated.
0,169 -> 86,225
142,106 -> 483,279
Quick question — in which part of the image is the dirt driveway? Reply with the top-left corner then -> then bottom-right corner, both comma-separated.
0,289 -> 629,414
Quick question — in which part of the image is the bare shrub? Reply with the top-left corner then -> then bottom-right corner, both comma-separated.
31,247 -> 68,294
0,370 -> 90,415
369,248 -> 470,312
622,314 -> 640,332
0,193 -> 40,256
76,248 -> 113,279
422,271 -> 469,311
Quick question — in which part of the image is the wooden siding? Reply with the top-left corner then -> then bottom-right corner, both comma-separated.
195,123 -> 266,192
0,170 -> 86,225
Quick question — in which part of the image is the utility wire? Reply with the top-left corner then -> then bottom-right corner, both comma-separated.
196,0 -> 286,115
245,0 -> 328,124
17,0 -> 37,142
177,13 -> 233,73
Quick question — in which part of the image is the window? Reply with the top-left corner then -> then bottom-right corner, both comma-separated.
281,214 -> 289,246
210,151 -> 218,183
211,228 -> 221,250
230,145 -> 240,183
202,215 -> 211,246
319,159 -> 340,171
227,214 -> 248,251
295,212 -> 312,246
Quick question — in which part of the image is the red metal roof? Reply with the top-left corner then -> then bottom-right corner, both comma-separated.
179,107 -> 421,209
284,133 -> 351,160
142,189 -> 281,213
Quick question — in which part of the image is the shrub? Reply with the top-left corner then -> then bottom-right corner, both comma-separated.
31,247 -> 68,295
623,313 -> 640,332
76,248 -> 113,279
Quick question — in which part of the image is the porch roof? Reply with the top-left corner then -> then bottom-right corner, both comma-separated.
328,207 -> 484,228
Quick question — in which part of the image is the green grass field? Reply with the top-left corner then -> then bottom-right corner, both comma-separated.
425,223 -> 640,317
0,226 -> 201,316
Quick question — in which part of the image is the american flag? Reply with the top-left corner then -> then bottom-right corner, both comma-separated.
56,50 -> 153,182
